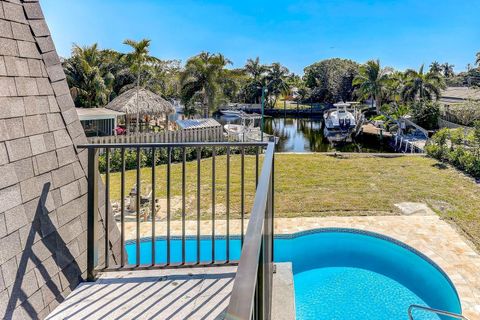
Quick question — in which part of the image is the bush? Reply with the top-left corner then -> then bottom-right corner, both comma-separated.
427,128 -> 480,178
410,100 -> 440,130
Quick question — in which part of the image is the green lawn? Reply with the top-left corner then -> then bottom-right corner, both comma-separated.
105,153 -> 480,248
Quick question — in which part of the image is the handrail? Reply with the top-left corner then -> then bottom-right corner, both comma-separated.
82,141 -> 270,281
408,304 -> 469,320
77,141 -> 268,149
225,142 -> 275,320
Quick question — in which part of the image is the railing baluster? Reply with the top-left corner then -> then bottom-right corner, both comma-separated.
241,146 -> 245,246
182,146 -> 186,265
104,147 -> 110,269
151,147 -> 156,266
120,148 -> 125,267
166,146 -> 171,265
255,146 -> 259,187
197,147 -> 201,264
136,147 -> 141,266
212,146 -> 216,263
87,148 -> 98,281
226,146 -> 230,262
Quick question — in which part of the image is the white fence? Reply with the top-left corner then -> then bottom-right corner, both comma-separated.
87,126 -> 224,144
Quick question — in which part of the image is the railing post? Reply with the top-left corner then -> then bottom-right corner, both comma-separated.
87,148 -> 99,281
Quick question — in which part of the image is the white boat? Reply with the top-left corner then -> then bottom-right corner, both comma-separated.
323,102 -> 357,143
224,113 -> 277,143
220,109 -> 242,117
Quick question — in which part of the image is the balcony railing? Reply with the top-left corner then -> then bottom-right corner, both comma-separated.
78,141 -> 275,320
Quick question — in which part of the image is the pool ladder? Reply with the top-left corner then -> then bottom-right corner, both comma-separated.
408,304 -> 469,319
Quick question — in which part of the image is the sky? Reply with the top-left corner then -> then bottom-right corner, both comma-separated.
41,0 -> 480,75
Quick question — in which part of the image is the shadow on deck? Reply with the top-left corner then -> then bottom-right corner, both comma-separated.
46,266 -> 236,320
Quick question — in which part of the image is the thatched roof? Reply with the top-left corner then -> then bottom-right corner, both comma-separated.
105,88 -> 175,116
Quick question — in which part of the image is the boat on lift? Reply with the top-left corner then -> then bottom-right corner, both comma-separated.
323,102 -> 357,143
224,112 -> 277,142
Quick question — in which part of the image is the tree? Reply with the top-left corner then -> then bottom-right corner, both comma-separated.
122,39 -> 160,132
352,59 -> 390,112
429,61 -> 442,74
242,57 -> 269,104
143,60 -> 181,99
180,52 -> 232,117
384,71 -> 406,104
303,58 -> 359,103
63,43 -> 115,108
442,63 -> 455,78
401,65 -> 445,101
245,57 -> 269,81
476,52 -> 480,67
264,62 -> 291,108
410,100 -> 440,130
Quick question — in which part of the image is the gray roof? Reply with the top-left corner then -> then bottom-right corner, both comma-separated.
176,118 -> 222,129
76,107 -> 125,121
105,88 -> 175,116
440,87 -> 480,103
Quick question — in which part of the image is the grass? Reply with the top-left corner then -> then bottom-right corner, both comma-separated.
105,153 -> 480,248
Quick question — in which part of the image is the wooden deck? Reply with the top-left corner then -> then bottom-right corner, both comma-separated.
46,266 -> 236,320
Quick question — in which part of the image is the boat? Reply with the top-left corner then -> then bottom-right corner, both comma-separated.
224,112 -> 277,143
323,102 -> 357,143
220,109 -> 242,117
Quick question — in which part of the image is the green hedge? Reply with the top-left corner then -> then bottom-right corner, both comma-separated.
426,122 -> 480,178
98,146 -> 261,173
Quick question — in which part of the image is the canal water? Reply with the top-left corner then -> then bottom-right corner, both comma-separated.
215,116 -> 393,153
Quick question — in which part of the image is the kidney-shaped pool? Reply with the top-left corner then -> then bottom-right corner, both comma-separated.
126,228 -> 461,319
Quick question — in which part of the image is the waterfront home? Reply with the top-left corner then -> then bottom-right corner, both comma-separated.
0,1 -> 479,320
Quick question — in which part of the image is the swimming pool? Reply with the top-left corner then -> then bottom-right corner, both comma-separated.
126,229 -> 461,319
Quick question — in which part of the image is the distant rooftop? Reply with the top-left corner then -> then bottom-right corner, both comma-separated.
440,87 -> 480,104
76,107 -> 125,121
176,118 -> 222,129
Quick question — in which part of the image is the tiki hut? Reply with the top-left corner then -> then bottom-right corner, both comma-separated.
105,88 -> 176,133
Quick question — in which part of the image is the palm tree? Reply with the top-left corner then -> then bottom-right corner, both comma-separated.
264,63 -> 291,108
384,71 -> 406,104
401,65 -> 445,101
352,60 -> 390,113
243,57 -> 269,103
429,61 -> 442,74
245,57 -> 269,81
442,63 -> 455,78
180,52 -> 232,117
122,39 -> 160,132
63,43 -> 115,108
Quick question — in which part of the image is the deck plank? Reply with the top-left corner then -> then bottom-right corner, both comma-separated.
46,266 -> 236,320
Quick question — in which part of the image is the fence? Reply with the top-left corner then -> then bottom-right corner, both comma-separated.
78,141 -> 275,319
87,126 -> 224,144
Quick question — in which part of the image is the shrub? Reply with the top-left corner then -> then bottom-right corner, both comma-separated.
410,100 -> 440,130
427,127 -> 480,178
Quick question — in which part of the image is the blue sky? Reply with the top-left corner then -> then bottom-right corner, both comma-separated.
42,0 -> 480,75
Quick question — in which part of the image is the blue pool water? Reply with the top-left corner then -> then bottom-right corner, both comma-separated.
126,229 -> 461,319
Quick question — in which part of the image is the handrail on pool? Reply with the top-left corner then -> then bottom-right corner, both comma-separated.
408,304 -> 468,320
